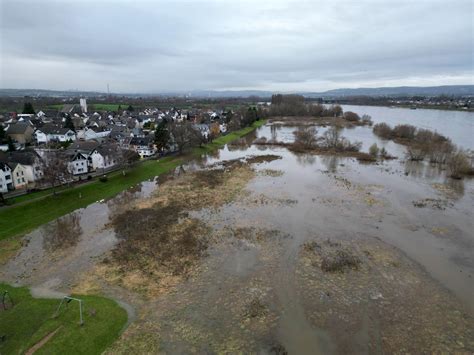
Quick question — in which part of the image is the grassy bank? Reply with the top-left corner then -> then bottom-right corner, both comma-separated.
0,283 -> 127,355
0,119 -> 266,241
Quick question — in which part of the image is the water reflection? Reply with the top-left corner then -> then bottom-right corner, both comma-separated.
319,155 -> 341,173
43,212 -> 82,251
295,153 -> 317,167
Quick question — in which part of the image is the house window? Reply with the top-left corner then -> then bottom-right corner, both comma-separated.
22,177 -> 25,182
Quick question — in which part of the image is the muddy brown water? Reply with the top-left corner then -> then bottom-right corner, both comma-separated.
1,120 -> 473,353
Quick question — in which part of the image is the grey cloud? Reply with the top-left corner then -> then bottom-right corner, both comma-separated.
1,0 -> 472,92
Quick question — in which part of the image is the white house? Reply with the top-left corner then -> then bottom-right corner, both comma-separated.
88,145 -> 119,171
10,163 -> 28,189
1,151 -> 44,184
0,162 -> 13,193
77,127 -> 111,141
67,152 -> 89,176
35,125 -> 76,144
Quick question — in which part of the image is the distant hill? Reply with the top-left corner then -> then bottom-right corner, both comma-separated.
0,85 -> 473,99
304,85 -> 474,98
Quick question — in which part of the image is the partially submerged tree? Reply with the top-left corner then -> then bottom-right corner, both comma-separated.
293,126 -> 318,150
447,150 -> 471,179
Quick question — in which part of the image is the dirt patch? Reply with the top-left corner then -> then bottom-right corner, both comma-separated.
412,198 -> 453,210
259,169 -> 284,177
245,155 -> 282,164
303,240 -> 361,272
25,326 -> 62,355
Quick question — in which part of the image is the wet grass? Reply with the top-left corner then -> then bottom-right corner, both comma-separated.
0,283 -> 127,355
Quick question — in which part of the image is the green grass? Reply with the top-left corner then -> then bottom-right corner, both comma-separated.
48,103 -> 126,111
0,120 -> 266,242
0,283 -> 127,355
193,119 -> 266,155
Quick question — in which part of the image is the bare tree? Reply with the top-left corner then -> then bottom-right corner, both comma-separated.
41,151 -> 71,194
118,148 -> 140,175
170,122 -> 199,153
293,127 -> 318,150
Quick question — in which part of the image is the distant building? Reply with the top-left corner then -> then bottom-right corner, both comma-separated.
80,98 -> 88,113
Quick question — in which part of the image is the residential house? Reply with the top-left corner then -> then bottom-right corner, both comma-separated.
68,140 -> 120,172
10,163 -> 28,189
6,123 -> 35,144
0,151 -> 44,183
66,151 -> 89,176
129,136 -> 156,158
0,162 -> 13,193
35,125 -> 76,144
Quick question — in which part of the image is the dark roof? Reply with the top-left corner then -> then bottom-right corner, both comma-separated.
69,140 -> 100,152
96,143 -> 120,158
0,151 -> 41,165
39,124 -> 74,135
130,136 -> 153,146
6,123 -> 32,135
0,162 -> 11,171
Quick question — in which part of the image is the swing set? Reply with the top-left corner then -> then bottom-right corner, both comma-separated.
53,296 -> 85,326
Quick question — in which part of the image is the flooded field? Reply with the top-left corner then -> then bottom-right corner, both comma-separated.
1,109 -> 473,353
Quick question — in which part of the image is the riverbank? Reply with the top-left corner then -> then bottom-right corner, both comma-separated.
0,119 -> 266,242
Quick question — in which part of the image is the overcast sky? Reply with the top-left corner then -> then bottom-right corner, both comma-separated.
0,0 -> 472,93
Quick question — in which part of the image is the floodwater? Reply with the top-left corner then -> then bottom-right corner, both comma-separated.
341,104 -> 474,149
1,107 -> 473,353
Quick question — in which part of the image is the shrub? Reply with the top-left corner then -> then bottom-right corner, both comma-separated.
406,147 -> 425,161
99,175 -> 108,182
373,123 -> 393,139
293,126 -> 318,150
369,143 -> 379,157
343,111 -> 361,122
393,124 -> 417,140
361,114 -> 373,126
447,150 -> 471,179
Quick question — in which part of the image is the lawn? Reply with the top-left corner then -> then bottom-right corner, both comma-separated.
0,120 -> 266,241
0,283 -> 127,355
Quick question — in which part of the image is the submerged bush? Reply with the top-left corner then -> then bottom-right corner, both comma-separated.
447,150 -> 471,179
293,126 -> 318,150
369,143 -> 379,157
392,124 -> 417,140
343,111 -> 361,122
373,123 -> 393,139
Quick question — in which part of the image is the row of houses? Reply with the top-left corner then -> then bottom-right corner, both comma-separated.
0,139 -> 133,193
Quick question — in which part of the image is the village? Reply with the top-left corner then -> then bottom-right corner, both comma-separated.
0,98 -> 235,196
